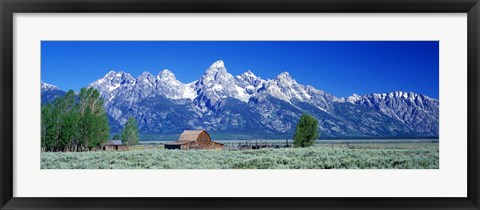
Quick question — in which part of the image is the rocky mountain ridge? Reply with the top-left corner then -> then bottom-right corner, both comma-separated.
42,60 -> 439,139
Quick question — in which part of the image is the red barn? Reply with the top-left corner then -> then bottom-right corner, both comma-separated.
164,130 -> 223,150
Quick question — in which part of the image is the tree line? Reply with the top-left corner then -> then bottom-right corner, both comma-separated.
41,86 -> 314,151
41,88 -> 110,152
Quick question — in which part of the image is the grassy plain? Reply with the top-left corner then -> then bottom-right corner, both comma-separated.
41,142 -> 438,169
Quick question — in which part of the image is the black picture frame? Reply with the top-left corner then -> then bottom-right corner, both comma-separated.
1,0 -> 479,209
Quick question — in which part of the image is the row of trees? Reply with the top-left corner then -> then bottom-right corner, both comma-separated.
41,88 -> 110,152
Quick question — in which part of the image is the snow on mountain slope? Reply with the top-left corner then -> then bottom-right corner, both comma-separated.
42,60 -> 439,138
41,81 -> 60,93
41,81 -> 66,104
193,60 -> 249,108
339,91 -> 439,136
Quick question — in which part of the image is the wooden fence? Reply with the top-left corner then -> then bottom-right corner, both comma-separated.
222,140 -> 293,150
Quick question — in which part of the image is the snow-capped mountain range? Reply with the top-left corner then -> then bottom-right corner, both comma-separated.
41,60 -> 439,139
41,81 -> 66,103
41,80 -> 59,92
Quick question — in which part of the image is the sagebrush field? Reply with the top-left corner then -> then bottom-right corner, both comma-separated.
41,142 -> 439,169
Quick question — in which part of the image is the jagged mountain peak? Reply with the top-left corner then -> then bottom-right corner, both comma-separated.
137,71 -> 156,86
89,70 -> 136,98
235,70 -> 265,97
157,69 -> 177,81
140,71 -> 153,76
103,70 -> 132,78
138,71 -> 154,79
101,71 -> 136,85
158,69 -> 174,76
204,60 -> 228,75
210,59 -> 225,68
192,60 -> 250,107
242,70 -> 256,77
343,93 -> 362,102
277,71 -> 291,78
41,81 -> 59,92
237,70 -> 261,81
104,70 -> 117,76
275,71 -> 297,84
199,60 -> 234,82
41,81 -> 66,104
237,69 -> 261,79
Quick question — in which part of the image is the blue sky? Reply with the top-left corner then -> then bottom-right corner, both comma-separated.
41,41 -> 439,98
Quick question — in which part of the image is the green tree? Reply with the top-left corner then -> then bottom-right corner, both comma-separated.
41,103 -> 57,151
77,87 -> 110,151
56,90 -> 78,151
293,114 -> 319,148
121,116 -> 139,146
41,87 -> 110,152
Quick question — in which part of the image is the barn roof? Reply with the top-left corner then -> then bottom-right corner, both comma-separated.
178,130 -> 210,141
107,140 -> 123,145
102,140 -> 123,146
164,130 -> 224,149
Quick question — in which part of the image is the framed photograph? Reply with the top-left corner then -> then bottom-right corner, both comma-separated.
1,0 -> 479,209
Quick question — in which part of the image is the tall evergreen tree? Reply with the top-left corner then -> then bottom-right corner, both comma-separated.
121,116 -> 139,146
293,114 -> 319,148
